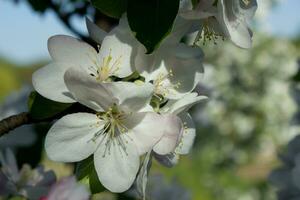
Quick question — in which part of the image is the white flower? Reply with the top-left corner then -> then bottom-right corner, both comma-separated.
134,22 -> 204,100
45,67 -> 183,192
32,20 -> 136,103
154,93 -> 207,167
136,44 -> 204,100
84,16 -> 204,100
45,176 -> 90,200
181,0 -> 257,48
218,0 -> 258,48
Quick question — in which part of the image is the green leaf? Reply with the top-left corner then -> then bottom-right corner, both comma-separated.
191,0 -> 200,8
91,0 -> 127,18
127,0 -> 180,53
27,0 -> 49,13
76,156 -> 105,194
28,91 -> 72,120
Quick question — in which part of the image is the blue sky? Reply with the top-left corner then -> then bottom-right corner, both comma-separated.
0,0 -> 299,65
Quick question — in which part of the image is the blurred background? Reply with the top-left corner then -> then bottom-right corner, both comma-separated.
0,0 -> 300,199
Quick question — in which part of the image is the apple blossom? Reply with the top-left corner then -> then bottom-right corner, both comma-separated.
85,16 -> 204,100
32,19 -> 136,103
45,67 -> 183,192
181,0 -> 257,48
155,93 -> 208,167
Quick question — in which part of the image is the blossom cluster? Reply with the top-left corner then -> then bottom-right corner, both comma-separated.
31,0 -> 257,195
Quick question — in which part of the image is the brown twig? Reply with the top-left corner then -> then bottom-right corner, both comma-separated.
0,103 -> 94,137
0,112 -> 34,137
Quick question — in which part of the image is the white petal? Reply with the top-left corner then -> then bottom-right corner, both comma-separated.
103,82 -> 153,113
162,93 -> 208,115
64,67 -> 118,112
48,35 -> 97,68
135,151 -> 152,200
141,44 -> 204,100
94,135 -> 139,193
218,0 -> 256,48
98,25 -> 136,77
32,63 -> 75,103
153,114 -> 183,155
163,44 -> 204,99
175,113 -> 196,155
45,113 -> 104,162
64,67 -> 153,112
123,112 -> 168,155
225,21 -> 252,48
153,152 -> 179,168
86,17 -> 107,44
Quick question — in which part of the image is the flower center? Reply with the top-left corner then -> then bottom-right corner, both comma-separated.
89,49 -> 122,82
90,106 -> 131,157
241,0 -> 250,6
195,18 -> 225,45
153,69 -> 181,98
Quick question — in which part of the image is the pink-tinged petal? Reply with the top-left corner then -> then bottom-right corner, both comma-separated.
123,112 -> 168,155
153,114 -> 183,155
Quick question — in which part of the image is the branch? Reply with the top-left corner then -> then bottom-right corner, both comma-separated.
47,1 -> 93,45
0,104 -> 93,137
0,112 -> 33,137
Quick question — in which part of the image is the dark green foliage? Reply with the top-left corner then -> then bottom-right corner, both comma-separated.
27,0 -> 49,12
127,0 -> 180,53
76,156 -> 105,194
91,0 -> 127,18
28,92 -> 72,120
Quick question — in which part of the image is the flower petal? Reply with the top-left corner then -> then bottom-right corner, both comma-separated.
135,151 -> 152,199
162,92 -> 208,115
103,82 -> 153,113
98,23 -> 137,77
218,0 -> 257,48
153,114 -> 183,155
32,63 -> 75,103
94,135 -> 139,193
48,35 -> 97,68
64,67 -> 118,112
175,113 -> 196,155
153,152 -> 179,168
123,112 -> 168,155
45,113 -> 104,162
163,44 -> 204,99
86,17 -> 107,44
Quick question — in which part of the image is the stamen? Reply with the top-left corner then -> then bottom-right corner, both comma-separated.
195,18 -> 225,46
90,106 -> 132,158
153,69 -> 181,98
86,48 -> 123,82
